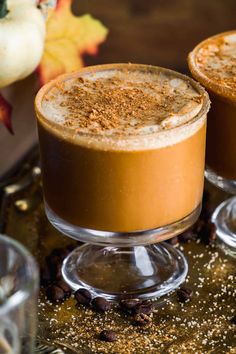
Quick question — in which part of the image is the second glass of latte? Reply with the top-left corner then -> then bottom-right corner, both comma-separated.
35,63 -> 210,299
189,30 -> 236,252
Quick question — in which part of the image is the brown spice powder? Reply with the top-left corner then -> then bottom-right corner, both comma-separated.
45,71 -> 202,135
62,77 -> 162,134
50,74 -> 202,135
196,36 -> 236,90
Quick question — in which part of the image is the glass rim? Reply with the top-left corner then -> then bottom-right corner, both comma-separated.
35,63 -> 210,144
188,30 -> 236,103
0,234 -> 38,316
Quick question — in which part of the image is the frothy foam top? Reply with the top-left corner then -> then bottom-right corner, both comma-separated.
38,65 -> 208,150
192,32 -> 236,91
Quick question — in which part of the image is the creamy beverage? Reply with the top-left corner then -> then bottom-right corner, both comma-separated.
188,31 -> 236,180
35,64 -> 209,233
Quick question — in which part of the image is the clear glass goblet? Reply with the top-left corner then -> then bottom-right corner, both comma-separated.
0,234 -> 38,354
46,203 -> 199,300
35,63 -> 210,300
188,30 -> 236,254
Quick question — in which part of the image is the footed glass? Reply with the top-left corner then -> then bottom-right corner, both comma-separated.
188,31 -> 236,253
46,204 -> 202,300
205,167 -> 236,254
0,234 -> 38,354
35,63 -> 209,300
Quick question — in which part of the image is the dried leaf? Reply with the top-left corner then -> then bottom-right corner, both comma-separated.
37,0 -> 108,85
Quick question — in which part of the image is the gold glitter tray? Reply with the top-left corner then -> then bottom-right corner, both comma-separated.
0,150 -> 235,354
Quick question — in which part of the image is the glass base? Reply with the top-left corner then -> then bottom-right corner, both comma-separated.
46,204 -> 199,299
45,203 -> 201,246
205,166 -> 236,194
62,243 -> 188,300
212,196 -> 236,252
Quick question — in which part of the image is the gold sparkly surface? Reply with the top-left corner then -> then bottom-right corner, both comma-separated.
36,242 -> 236,353
2,173 -> 236,354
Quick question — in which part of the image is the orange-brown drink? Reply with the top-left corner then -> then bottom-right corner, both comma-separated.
35,64 -> 210,300
35,64 -> 209,235
188,32 -> 236,251
188,31 -> 236,187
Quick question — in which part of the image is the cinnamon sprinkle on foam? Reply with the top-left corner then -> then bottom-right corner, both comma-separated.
194,32 -> 236,91
42,67 -> 203,136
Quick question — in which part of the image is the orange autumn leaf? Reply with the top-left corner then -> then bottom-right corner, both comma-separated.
0,94 -> 13,134
37,0 -> 108,85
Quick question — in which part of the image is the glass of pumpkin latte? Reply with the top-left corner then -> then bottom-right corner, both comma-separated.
35,63 -> 209,299
188,31 -> 236,252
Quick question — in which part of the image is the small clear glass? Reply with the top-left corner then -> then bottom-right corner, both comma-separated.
188,30 -> 236,253
35,63 -> 210,300
0,234 -> 38,354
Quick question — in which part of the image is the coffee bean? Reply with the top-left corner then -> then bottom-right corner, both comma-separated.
166,236 -> 179,246
40,266 -> 51,286
134,313 -> 152,327
200,201 -> 214,222
92,297 -> 111,312
199,222 -> 216,245
134,300 -> 154,315
230,315 -> 236,324
52,263 -> 62,281
46,285 -> 65,302
67,244 -> 77,252
75,288 -> 92,305
45,254 -> 62,281
99,330 -> 117,342
208,223 -> 217,243
177,287 -> 193,303
51,248 -> 70,261
46,254 -> 61,268
119,298 -> 141,313
193,219 -> 205,234
179,230 -> 196,243
56,280 -> 71,297
202,189 -> 210,204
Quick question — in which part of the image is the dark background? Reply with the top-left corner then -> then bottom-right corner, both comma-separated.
75,0 -> 236,72
1,0 -> 236,179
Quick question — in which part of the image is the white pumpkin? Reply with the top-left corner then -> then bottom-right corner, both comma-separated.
0,0 -> 46,88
